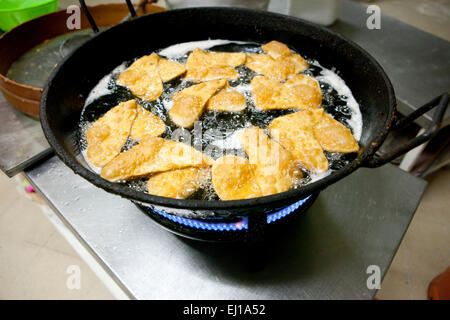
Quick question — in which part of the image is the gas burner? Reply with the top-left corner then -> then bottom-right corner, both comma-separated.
137,193 -> 319,242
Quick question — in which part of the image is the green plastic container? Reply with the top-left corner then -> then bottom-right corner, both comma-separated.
0,0 -> 59,31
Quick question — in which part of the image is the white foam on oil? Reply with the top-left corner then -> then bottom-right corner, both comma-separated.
309,170 -> 331,184
81,149 -> 102,175
232,83 -> 252,94
211,128 -> 247,150
84,62 -> 127,106
313,61 -> 363,141
158,39 -> 246,58
162,98 -> 174,111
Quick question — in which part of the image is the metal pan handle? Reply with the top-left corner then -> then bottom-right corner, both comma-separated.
363,93 -> 449,168
79,0 -> 138,33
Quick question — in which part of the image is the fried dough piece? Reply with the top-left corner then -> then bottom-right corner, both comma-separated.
169,79 -> 226,128
185,48 -> 245,82
250,76 -> 283,110
206,85 -> 246,112
251,74 -> 322,111
158,58 -> 186,82
279,73 -> 322,109
186,48 -> 246,69
86,100 -> 137,167
262,40 -> 291,59
211,155 -> 261,200
313,113 -> 359,153
186,65 -> 239,82
246,53 -> 295,81
130,105 -> 166,141
269,110 -> 329,173
261,41 -> 308,73
147,167 -> 210,199
209,51 -> 247,66
288,53 -> 309,74
101,136 -> 214,182
117,54 -> 163,101
238,127 -> 302,196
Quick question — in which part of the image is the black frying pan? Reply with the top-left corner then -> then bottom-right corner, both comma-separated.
40,6 -> 448,217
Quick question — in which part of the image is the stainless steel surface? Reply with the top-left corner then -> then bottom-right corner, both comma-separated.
333,1 -> 450,127
271,0 -> 450,128
25,156 -> 426,299
0,93 -> 50,177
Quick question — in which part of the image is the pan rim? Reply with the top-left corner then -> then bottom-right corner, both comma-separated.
40,7 -> 396,211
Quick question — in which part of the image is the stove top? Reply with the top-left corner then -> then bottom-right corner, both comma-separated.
25,156 -> 426,299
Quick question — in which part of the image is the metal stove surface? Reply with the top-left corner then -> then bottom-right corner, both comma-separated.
25,156 -> 426,299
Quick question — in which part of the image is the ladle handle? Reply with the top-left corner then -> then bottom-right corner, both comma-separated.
79,0 -> 138,33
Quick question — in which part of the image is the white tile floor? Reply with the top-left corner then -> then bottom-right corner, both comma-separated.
0,172 -> 114,299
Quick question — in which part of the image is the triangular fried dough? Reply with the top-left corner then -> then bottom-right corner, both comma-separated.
262,40 -> 292,59
185,48 -> 245,82
186,48 -> 246,69
147,167 -> 210,199
269,110 -> 329,173
86,100 -> 137,167
246,53 -> 295,81
261,40 -> 309,73
279,74 -> 322,109
238,127 -> 302,196
158,58 -> 186,82
206,85 -> 246,112
130,104 -> 166,141
250,76 -> 283,110
186,65 -> 239,82
101,136 -> 214,182
288,53 -> 309,73
117,54 -> 163,101
207,51 -> 247,66
251,74 -> 322,111
211,155 -> 261,200
313,113 -> 359,153
169,79 -> 226,128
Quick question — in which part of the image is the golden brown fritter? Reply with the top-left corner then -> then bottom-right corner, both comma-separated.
147,167 -> 210,199
238,127 -> 302,196
130,104 -> 166,141
185,48 -> 245,82
117,54 -> 163,101
158,57 -> 186,82
250,76 -> 283,110
169,79 -> 227,128
279,73 -> 322,110
211,155 -> 261,200
251,74 -> 322,111
269,110 -> 329,173
86,100 -> 137,167
206,85 -> 246,112
313,113 -> 359,153
101,136 -> 214,182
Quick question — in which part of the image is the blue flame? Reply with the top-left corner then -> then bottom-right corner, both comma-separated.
266,195 -> 311,224
151,207 -> 248,231
151,195 -> 311,231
